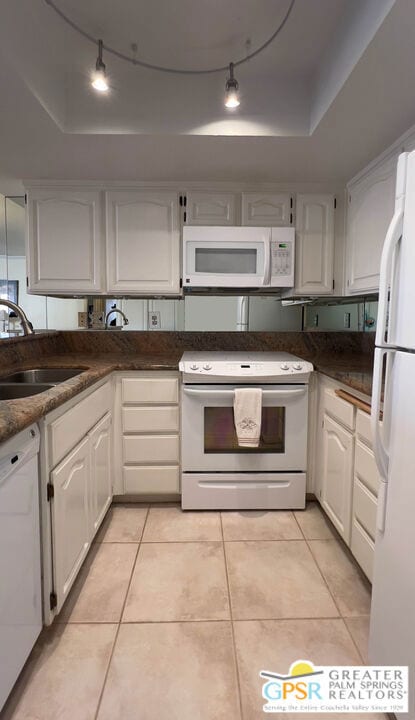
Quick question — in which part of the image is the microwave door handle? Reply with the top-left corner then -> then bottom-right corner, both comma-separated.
263,235 -> 271,286
183,387 -> 307,398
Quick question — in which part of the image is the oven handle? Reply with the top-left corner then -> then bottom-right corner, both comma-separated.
182,387 -> 307,398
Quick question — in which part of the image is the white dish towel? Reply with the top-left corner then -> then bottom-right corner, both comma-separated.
233,388 -> 262,448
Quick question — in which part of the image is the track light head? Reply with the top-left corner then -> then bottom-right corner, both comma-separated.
91,39 -> 109,92
224,62 -> 240,109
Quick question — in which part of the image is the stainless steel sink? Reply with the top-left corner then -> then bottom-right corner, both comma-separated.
0,384 -> 54,400
0,368 -> 84,385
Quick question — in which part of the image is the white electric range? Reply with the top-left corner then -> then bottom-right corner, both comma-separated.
179,352 -> 314,509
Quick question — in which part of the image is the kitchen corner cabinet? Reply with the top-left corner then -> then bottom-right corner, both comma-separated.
89,412 -> 112,537
293,194 -> 335,295
185,191 -> 237,225
346,152 -> 398,294
41,380 -> 113,620
106,191 -> 181,294
241,192 -> 292,226
51,437 -> 91,610
26,189 -> 104,294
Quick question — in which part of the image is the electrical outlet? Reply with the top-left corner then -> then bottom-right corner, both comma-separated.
78,311 -> 88,328
148,310 -> 161,330
344,312 -> 351,329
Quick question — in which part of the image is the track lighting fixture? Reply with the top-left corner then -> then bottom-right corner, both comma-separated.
224,63 -> 240,109
91,39 -> 109,92
45,0 -> 296,107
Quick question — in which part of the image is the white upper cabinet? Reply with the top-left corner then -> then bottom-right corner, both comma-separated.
27,189 -> 104,294
346,153 -> 398,294
106,191 -> 181,295
241,192 -> 292,226
293,194 -> 334,295
185,191 -> 237,225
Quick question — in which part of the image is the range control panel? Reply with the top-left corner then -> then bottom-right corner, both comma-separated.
179,353 -> 314,381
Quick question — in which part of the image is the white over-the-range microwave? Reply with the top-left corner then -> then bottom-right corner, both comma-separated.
182,226 -> 295,289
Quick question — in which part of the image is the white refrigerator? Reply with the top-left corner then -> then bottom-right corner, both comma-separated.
370,150 -> 415,718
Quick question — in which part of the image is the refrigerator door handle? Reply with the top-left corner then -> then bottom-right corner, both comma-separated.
375,207 -> 403,347
371,347 -> 392,481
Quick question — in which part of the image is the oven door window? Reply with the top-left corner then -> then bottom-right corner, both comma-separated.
204,406 -> 285,453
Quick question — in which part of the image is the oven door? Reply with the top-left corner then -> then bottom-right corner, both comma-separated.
181,384 -> 308,472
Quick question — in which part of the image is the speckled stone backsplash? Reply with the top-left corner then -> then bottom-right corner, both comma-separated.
0,330 -> 375,368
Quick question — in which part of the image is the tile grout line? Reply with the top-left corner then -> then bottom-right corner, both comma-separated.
340,616 -> 367,665
304,536 -> 344,618
220,512 -> 245,720
92,504 -> 150,720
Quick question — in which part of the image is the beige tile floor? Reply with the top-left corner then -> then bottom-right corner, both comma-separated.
1,502 -> 384,720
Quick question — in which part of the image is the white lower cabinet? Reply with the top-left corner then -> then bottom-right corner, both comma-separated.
350,410 -> 381,581
89,413 -> 112,537
321,414 -> 354,543
315,376 -> 381,581
42,380 -> 113,620
51,437 -> 91,611
115,371 -> 180,496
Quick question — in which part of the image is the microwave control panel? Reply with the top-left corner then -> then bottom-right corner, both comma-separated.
270,237 -> 295,286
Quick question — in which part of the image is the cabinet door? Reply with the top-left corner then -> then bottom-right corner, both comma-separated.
50,437 -> 90,613
242,193 -> 292,226
294,194 -> 334,295
27,189 -> 103,294
89,413 -> 112,538
346,153 -> 397,293
321,414 -> 354,543
106,191 -> 180,294
185,192 -> 237,225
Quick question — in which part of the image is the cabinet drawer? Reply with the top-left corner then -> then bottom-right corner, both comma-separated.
324,389 -> 355,430
122,406 -> 179,433
354,440 -> 380,497
122,377 -> 178,404
353,477 -> 377,541
123,466 -> 180,495
123,435 -> 179,464
49,382 -> 111,468
351,518 -> 374,582
356,409 -> 372,447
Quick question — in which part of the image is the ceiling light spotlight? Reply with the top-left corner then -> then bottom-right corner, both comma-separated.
224,63 -> 240,109
91,39 -> 109,92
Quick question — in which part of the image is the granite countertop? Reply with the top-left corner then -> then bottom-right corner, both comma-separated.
312,354 -> 374,397
0,349 -> 373,445
0,353 -> 181,444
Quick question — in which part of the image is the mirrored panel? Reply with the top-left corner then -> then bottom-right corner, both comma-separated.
304,300 -> 378,332
1,196 -> 85,336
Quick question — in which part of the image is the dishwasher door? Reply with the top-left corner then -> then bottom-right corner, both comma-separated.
0,424 -> 42,711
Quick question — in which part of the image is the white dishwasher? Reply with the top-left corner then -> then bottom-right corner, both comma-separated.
0,424 -> 42,711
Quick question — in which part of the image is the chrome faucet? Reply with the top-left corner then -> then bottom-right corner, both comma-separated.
105,308 -> 129,330
0,300 -> 34,336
